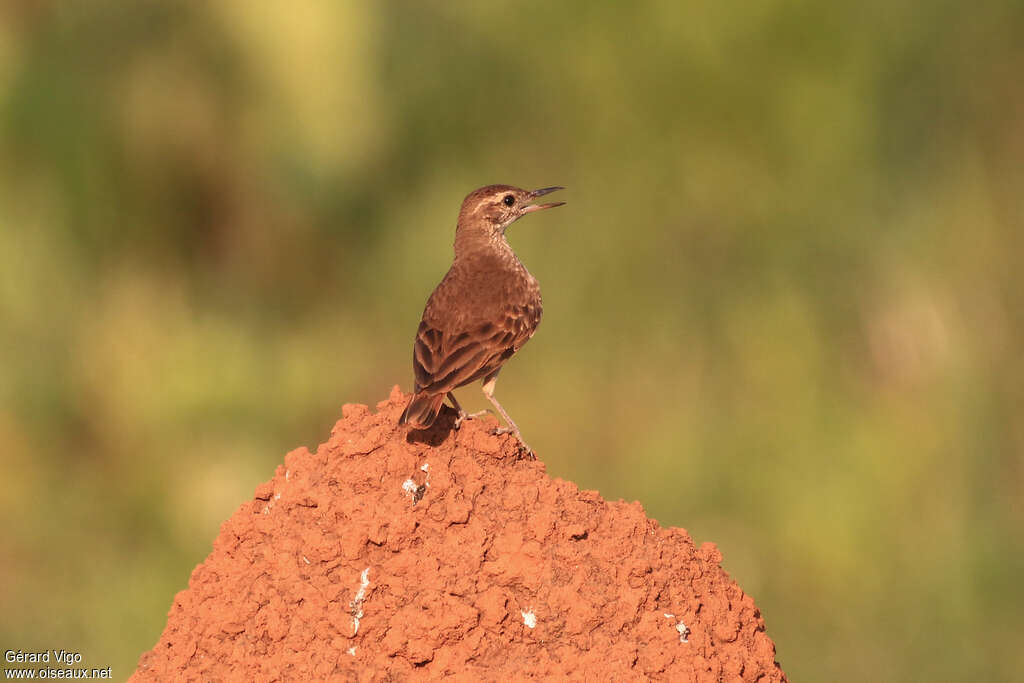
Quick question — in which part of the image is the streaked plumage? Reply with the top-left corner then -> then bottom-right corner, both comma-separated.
399,184 -> 565,456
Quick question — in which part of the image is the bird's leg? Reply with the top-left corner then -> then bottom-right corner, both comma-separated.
447,392 -> 468,429
447,392 -> 489,430
481,374 -> 535,459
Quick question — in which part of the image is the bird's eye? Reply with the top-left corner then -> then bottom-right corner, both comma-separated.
503,194 -> 515,206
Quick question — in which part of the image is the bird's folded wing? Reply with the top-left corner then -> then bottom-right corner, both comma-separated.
413,319 -> 519,394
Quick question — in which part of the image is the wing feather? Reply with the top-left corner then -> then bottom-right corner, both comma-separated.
412,317 -> 531,395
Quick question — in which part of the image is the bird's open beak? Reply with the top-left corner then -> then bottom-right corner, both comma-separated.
522,186 -> 566,213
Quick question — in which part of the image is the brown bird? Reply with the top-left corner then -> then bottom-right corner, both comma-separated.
399,184 -> 565,457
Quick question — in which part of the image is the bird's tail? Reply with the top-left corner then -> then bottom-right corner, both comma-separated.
399,392 -> 445,429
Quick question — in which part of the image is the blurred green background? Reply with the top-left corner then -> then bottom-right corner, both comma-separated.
1,1 -> 1022,680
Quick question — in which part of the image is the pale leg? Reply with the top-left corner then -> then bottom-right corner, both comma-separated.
447,392 -> 488,430
481,372 -> 534,458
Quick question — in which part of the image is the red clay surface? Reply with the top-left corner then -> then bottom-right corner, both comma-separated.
132,387 -> 786,681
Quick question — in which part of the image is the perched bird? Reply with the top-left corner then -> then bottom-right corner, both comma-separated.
399,184 -> 565,457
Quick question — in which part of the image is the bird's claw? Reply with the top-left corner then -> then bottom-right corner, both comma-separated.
490,427 -> 536,460
455,409 -> 490,430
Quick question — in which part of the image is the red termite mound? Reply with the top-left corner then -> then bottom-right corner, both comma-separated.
131,387 -> 786,681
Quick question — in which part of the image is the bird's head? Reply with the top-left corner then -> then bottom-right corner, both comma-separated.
456,185 -> 565,245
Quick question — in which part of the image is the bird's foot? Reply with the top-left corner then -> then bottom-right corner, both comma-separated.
517,441 -> 537,460
454,409 -> 490,430
491,427 -> 536,460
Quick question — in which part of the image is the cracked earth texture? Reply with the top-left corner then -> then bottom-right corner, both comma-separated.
131,386 -> 786,681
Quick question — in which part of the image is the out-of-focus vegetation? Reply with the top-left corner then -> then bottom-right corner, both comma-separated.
1,1 -> 1021,680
